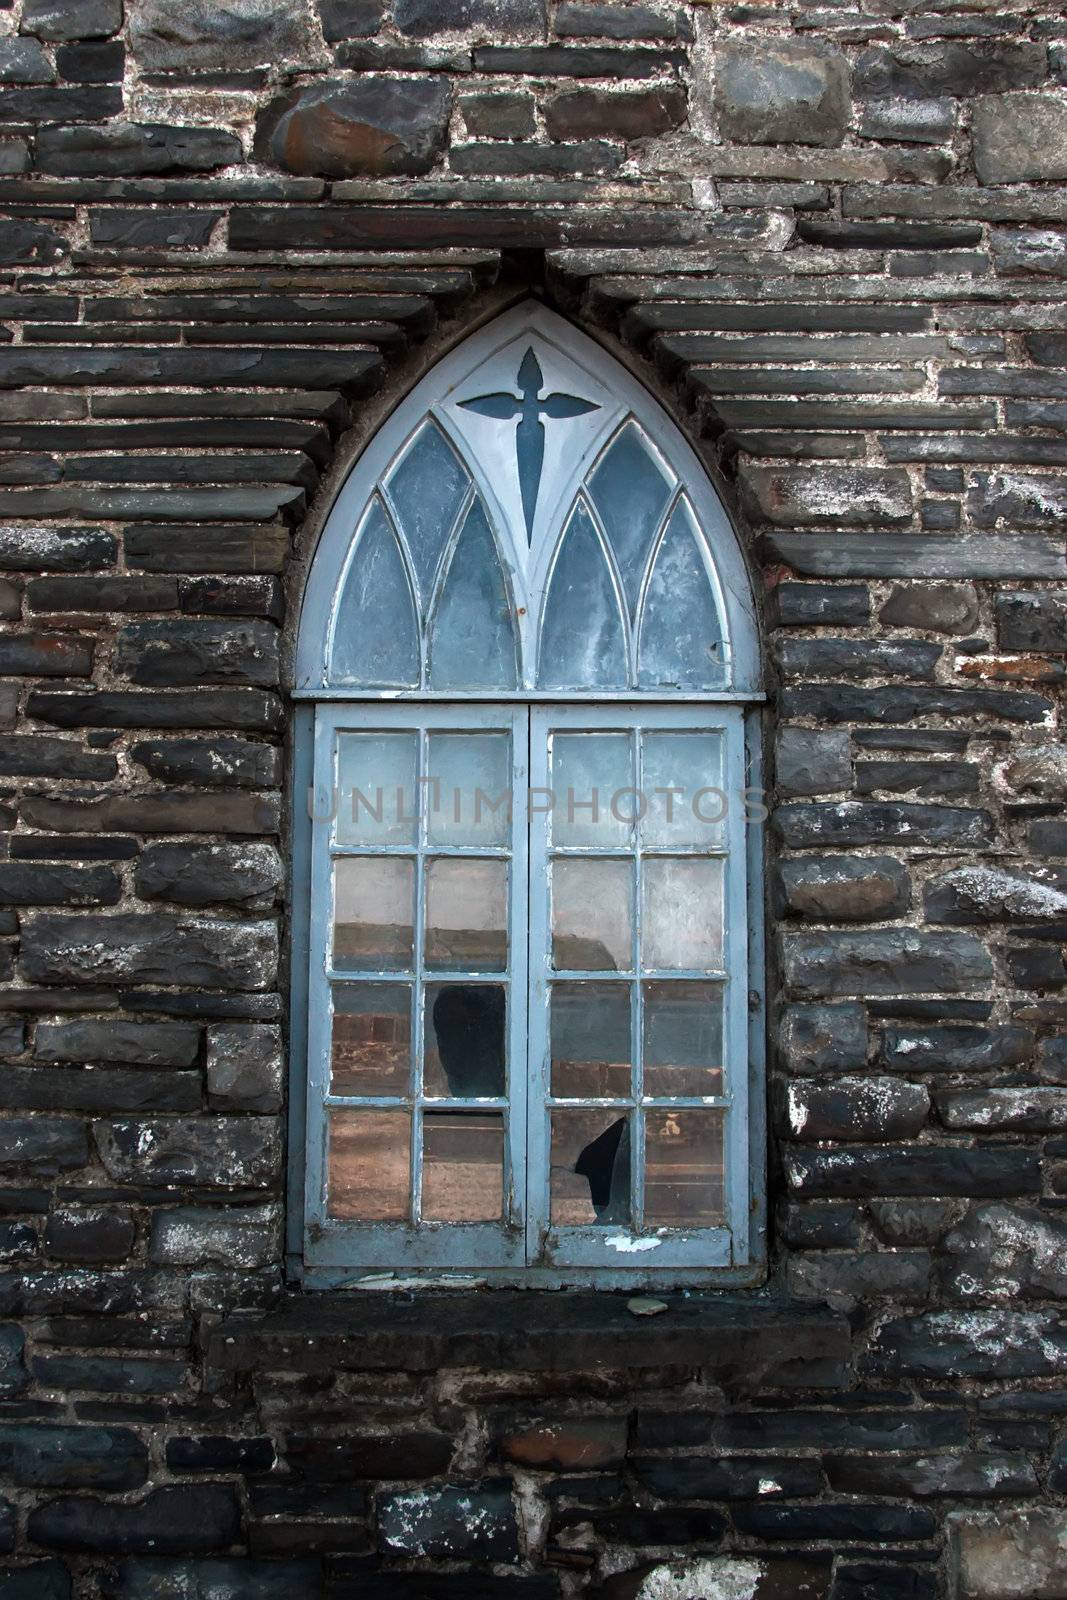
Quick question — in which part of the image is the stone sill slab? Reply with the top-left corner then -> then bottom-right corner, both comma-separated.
208,1293 -> 850,1378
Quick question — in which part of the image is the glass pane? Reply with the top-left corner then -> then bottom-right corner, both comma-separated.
538,499 -> 628,690
423,982 -> 506,1099
550,982 -> 631,1099
551,1110 -> 631,1227
336,731 -> 417,847
385,418 -> 471,611
551,732 -> 632,849
641,731 -> 725,848
425,858 -> 507,971
641,858 -> 724,972
588,420 -> 673,619
644,1109 -> 724,1228
426,731 -> 511,848
331,498 -> 419,688
638,499 -> 726,691
331,982 -> 411,1097
421,1111 -> 503,1222
327,1108 -> 410,1221
552,858 -> 632,972
333,857 -> 414,972
427,496 -> 517,690
642,981 -> 724,1098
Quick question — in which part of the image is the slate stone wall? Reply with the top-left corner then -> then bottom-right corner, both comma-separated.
0,0 -> 1064,1596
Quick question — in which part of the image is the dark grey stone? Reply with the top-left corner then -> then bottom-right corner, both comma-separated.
94,1117 -> 280,1187
451,141 -> 623,177
787,1145 -> 1039,1199
714,39 -> 849,147
880,583 -> 979,634
0,1422 -> 146,1489
0,1326 -> 26,1397
937,1087 -> 1067,1135
460,92 -> 535,138
0,1066 -> 200,1115
319,0 -> 383,41
0,864 -> 120,907
21,0 -> 120,39
776,637 -> 941,681
28,575 -> 178,613
781,929 -> 993,997
130,0 -> 315,72
775,801 -> 993,850
762,532 -> 1067,579
782,684 -> 1053,725
0,1118 -> 87,1173
854,42 -> 1047,99
857,95 -> 954,145
0,525 -> 114,571
788,1250 -> 932,1307
925,865 -> 1067,925
472,45 -> 680,77
149,1203 -> 280,1268
970,472 -> 1067,529
88,209 -> 222,249
129,737 -> 280,789
395,0 -> 544,35
997,590 -> 1067,652
741,466 -> 914,527
973,93 -> 1067,185
21,789 -> 278,835
55,40 -> 124,81
780,1003 -> 868,1073
44,1207 -> 135,1264
206,1022 -> 283,1113
135,843 -> 283,909
631,1456 -> 820,1501
992,228 -> 1067,276
771,582 -> 870,628
0,631 -> 92,676
779,1201 -> 862,1249
28,1484 -> 240,1555
868,1199 -> 961,1247
826,1451 -> 1037,1499
0,1560 -> 70,1599
556,3 -> 690,40
942,1203 -> 1067,1303
35,122 -> 243,177
99,1558 -> 321,1600
871,1310 -> 1066,1380
779,1074 -> 929,1141
0,736 -> 116,780
19,914 -> 278,991
776,728 -> 851,797
544,85 -> 687,140
855,760 -> 980,799
377,1480 -> 518,1560
257,77 -> 453,179
0,40 -> 54,82
733,1502 -> 935,1542
776,856 -> 911,922
28,688 -> 282,734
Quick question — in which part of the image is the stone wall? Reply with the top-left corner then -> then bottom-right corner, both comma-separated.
0,0 -> 1064,1595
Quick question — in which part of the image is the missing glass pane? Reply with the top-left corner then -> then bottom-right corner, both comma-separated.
552,857 -> 632,972
641,857 -> 724,972
327,1109 -> 410,1221
423,982 -> 506,1099
333,856 -> 414,972
551,1109 -> 631,1227
425,857 -> 508,971
331,983 -> 411,1097
550,981 -> 631,1099
644,1108 -> 724,1229
642,981 -> 724,1098
422,1110 -> 504,1223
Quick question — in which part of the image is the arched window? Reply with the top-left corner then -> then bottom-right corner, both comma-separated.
292,303 -> 765,1287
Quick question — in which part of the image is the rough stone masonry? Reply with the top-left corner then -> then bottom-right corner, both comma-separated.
0,0 -> 1063,1596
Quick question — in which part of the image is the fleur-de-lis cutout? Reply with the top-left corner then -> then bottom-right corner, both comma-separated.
460,346 -> 599,543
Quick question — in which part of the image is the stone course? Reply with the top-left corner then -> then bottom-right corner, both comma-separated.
0,0 -> 1060,1596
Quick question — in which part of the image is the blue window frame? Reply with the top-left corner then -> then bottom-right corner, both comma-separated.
291,303 -> 766,1288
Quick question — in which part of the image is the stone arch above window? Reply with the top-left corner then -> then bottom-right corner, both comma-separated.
297,302 -> 760,698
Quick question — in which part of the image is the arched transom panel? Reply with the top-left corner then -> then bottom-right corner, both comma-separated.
297,303 -> 760,698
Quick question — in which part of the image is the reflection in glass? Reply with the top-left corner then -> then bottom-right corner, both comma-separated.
551,1110 -> 631,1226
552,858 -> 632,972
327,1109 -> 410,1221
638,499 -> 725,691
641,731 -> 724,848
427,496 -> 517,690
331,983 -> 411,1096
422,1111 -> 503,1222
642,858 -> 723,972
550,982 -> 631,1099
333,856 -> 414,972
336,731 -> 417,847
426,731 -> 510,848
331,499 -> 419,687
385,419 -> 470,611
551,732 -> 632,849
539,499 -> 628,690
644,1109 -> 724,1228
642,982 -> 724,1098
425,858 -> 507,971
588,420 -> 673,619
423,982 -> 506,1098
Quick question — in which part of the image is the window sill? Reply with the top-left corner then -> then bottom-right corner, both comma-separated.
207,1292 -> 850,1381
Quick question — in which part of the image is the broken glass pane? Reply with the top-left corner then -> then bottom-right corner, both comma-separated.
423,982 -> 506,1099
551,1109 -> 631,1227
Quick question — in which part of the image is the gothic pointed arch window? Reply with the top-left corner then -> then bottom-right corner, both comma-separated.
292,303 -> 765,1287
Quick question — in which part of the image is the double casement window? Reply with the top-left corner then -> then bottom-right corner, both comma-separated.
292,304 -> 765,1287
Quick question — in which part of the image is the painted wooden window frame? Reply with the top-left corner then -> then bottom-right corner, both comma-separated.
289,303 -> 766,1289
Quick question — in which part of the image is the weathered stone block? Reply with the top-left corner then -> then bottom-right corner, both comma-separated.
780,1003 -> 868,1073
166,1436 -> 276,1473
0,525 -> 114,570
396,0 -> 544,33
257,77 -> 453,178
827,1452 -> 1037,1500
937,1087 -> 1067,1135
0,1560 -> 70,1598
771,582 -> 870,628
97,1559 -> 321,1600
135,843 -> 283,910
114,620 -> 279,689
779,1201 -> 861,1249
970,472 -> 1067,529
21,0 -> 121,40
776,857 -> 911,922
779,1075 -> 929,1142
0,864 -> 120,908
0,1422 -> 146,1489
545,85 -> 686,140
776,729 -> 850,797
27,1484 -> 240,1555
949,1507 -> 1067,1599
775,801 -> 993,851
129,0 -> 316,72
377,1480 -> 518,1560
855,43 -> 1047,100
880,583 -> 979,634
992,229 -> 1067,276
789,1250 -> 931,1306
36,123 -> 242,177
925,865 -> 1067,925
206,1022 -> 283,1113
94,1118 -> 280,1188
741,465 -> 913,527
0,1117 -> 87,1173
786,1146 -> 1036,1199
44,1207 -> 134,1264
858,95 -> 954,146
600,1559 -> 833,1600
0,1066 -> 201,1116
149,1204 -> 281,1268
868,1199 -> 960,1247
0,40 -> 55,83
997,591 -> 1067,653
460,92 -> 535,138
130,737 -> 280,789
0,1326 -> 26,1398
34,1020 -> 199,1067
880,1024 -> 1033,1073
630,1456 -> 821,1501
499,1416 -> 626,1471
714,40 -> 849,147
20,914 -> 278,991
973,95 -> 1067,186
941,1203 -> 1067,1304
